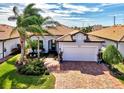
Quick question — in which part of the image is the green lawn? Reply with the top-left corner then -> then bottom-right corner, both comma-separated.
0,55 -> 55,89
114,63 -> 124,84
114,63 -> 124,73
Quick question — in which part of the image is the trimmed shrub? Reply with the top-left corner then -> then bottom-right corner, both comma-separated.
103,45 -> 123,65
18,59 -> 49,76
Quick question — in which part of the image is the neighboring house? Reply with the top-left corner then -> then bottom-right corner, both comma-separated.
88,25 -> 124,57
0,24 -> 20,59
92,25 -> 103,31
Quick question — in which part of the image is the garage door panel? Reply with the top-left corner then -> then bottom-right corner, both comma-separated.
63,46 -> 98,61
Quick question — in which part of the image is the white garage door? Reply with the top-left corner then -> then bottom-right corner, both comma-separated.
63,46 -> 98,61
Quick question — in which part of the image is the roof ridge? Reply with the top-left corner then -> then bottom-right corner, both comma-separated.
57,30 -> 84,41
56,31 -> 73,40
119,34 -> 124,42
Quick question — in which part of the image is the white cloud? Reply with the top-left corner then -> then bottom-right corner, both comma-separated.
61,17 -> 90,20
25,3 -> 69,18
0,14 -> 16,26
108,13 -> 124,17
0,6 -> 13,15
24,3 -> 60,10
40,9 -> 70,18
53,9 -> 84,14
54,18 -> 96,27
0,4 -> 24,26
0,3 -> 107,27
60,17 -> 95,23
101,3 -> 118,6
0,4 -> 24,16
62,4 -> 103,13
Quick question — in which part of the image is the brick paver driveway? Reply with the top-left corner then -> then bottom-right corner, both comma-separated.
44,59 -> 124,89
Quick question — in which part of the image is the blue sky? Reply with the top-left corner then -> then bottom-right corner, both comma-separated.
0,3 -> 124,27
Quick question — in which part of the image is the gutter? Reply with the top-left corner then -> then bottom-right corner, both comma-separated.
0,37 -> 19,41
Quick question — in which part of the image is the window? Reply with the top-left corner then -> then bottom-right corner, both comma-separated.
39,40 -> 43,49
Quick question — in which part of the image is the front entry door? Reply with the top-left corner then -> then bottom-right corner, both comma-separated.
48,40 -> 56,52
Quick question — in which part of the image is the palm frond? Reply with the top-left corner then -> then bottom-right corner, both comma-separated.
9,27 -> 18,37
20,15 -> 42,27
26,25 -> 52,38
24,3 -> 42,17
43,16 -> 52,22
16,15 -> 24,26
43,19 -> 61,26
13,6 -> 19,16
8,16 -> 17,21
26,25 -> 45,34
24,3 -> 35,14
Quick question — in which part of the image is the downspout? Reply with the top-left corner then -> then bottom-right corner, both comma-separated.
37,36 -> 40,59
116,41 -> 118,49
56,41 -> 59,54
118,34 -> 124,49
2,41 -> 4,58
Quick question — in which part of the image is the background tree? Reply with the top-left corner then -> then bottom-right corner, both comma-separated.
81,26 -> 93,33
103,45 -> 123,66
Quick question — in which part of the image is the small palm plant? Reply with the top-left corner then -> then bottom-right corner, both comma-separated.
103,45 -> 123,66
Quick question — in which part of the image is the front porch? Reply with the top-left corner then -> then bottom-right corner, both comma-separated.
30,35 -> 60,54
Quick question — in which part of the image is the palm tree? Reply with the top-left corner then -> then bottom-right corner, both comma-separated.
8,3 -> 48,63
8,3 -> 61,63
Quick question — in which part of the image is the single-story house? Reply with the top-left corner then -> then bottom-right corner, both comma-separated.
0,24 -> 124,62
88,25 -> 124,57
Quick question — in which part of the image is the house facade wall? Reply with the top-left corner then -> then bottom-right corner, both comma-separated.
93,38 -> 124,57
57,42 -> 103,53
31,36 -> 60,53
0,38 -> 20,59
104,40 -> 117,47
118,43 -> 124,57
4,38 -> 20,57
57,33 -> 103,53
73,33 -> 86,43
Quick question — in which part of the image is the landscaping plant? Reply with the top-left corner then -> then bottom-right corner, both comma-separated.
18,59 -> 49,76
103,45 -> 123,65
0,55 -> 55,89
